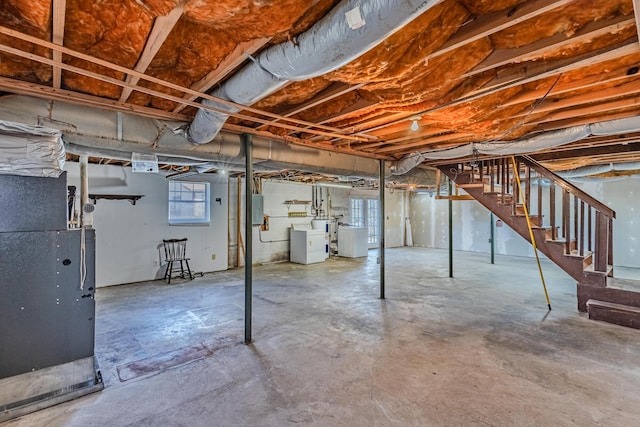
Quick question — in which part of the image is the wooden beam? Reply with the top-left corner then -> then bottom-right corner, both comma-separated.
120,4 -> 184,102
222,123 -> 393,160
534,109 -> 640,132
256,82 -> 365,130
426,0 -> 573,62
528,95 -> 640,125
320,0 -> 574,137
173,37 -> 270,113
0,30 -> 376,141
462,16 -> 636,79
51,0 -> 66,89
517,78 -> 640,118
501,60 -> 640,107
375,132 -> 473,154
468,40 -> 640,97
634,0 -> 640,48
0,76 -> 191,121
0,43 -> 372,143
355,126 -> 454,151
409,41 -> 640,129
531,140 -> 640,161
298,0 -> 572,137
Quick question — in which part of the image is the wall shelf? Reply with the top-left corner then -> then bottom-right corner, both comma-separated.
284,200 -> 311,205
88,194 -> 144,205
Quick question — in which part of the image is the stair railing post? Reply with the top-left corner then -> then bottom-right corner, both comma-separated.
563,190 -> 570,254
608,216 -> 614,267
550,184 -> 556,240
595,211 -> 607,272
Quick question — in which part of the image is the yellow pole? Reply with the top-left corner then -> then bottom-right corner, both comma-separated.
511,156 -> 552,311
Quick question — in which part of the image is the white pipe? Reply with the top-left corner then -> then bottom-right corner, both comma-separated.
79,155 -> 92,228
392,115 -> 640,174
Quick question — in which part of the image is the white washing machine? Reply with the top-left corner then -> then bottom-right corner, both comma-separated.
337,226 -> 369,258
290,226 -> 328,264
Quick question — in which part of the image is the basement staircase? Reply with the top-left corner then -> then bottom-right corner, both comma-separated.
438,155 -> 640,329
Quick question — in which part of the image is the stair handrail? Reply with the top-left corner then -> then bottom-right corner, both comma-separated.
518,155 -> 616,219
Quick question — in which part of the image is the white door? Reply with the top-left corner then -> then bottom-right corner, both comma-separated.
350,197 -> 379,249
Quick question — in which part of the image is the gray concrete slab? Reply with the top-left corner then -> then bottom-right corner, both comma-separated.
3,248 -> 640,426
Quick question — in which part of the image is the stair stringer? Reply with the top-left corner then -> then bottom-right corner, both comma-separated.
438,168 -> 606,288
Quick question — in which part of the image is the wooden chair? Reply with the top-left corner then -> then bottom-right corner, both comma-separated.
162,238 -> 193,283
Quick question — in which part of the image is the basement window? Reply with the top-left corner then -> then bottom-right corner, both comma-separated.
168,181 -> 210,225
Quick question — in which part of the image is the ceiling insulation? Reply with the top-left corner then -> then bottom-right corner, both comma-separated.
0,0 -> 639,173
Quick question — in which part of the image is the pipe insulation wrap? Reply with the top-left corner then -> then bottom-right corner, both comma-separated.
0,120 -> 65,177
558,161 -> 640,178
390,152 -> 426,175
188,0 -> 442,144
392,115 -> 640,174
589,116 -> 640,135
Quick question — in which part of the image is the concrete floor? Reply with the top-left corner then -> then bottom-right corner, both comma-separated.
3,247 -> 640,426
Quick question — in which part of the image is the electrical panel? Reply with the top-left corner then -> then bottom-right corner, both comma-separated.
252,194 -> 264,225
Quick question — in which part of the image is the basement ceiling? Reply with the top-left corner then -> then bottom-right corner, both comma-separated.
2,0 -> 640,171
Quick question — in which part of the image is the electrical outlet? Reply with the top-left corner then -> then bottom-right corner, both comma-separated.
211,253 -> 216,260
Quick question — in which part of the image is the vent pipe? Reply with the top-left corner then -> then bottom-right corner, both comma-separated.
187,0 -> 442,144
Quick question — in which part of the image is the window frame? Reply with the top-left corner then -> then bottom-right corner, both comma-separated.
349,196 -> 379,247
168,181 -> 211,225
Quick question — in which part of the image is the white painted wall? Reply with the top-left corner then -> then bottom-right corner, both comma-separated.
409,194 -> 533,257
573,176 -> 640,268
408,177 -> 640,269
229,180 -> 406,266
65,163 -> 229,287
385,190 -> 406,248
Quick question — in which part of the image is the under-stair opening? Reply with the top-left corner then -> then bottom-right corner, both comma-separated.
436,156 -> 640,329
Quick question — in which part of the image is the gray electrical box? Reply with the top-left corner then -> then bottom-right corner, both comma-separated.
252,194 -> 264,225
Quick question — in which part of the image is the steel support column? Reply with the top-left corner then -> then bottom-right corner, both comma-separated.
490,213 -> 495,264
449,178 -> 453,278
243,133 -> 253,344
379,159 -> 385,299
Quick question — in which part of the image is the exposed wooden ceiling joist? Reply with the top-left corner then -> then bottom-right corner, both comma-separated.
173,37 -> 271,113
532,140 -> 640,162
425,0 -> 574,62
462,15 -> 636,79
535,109 -> 640,132
0,27 -> 379,144
257,82 -> 365,131
1,0 -> 639,170
51,0 -> 66,89
501,60 -> 640,108
120,4 -> 184,103
0,76 -> 191,121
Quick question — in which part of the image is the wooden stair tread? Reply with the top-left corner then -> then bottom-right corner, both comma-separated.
606,276 -> 640,291
587,299 -> 640,313
586,299 -> 640,329
584,264 -> 613,273
457,183 -> 485,188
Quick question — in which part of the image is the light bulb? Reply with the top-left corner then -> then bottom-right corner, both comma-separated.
410,120 -> 419,131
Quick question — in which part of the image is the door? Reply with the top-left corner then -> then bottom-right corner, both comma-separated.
350,197 -> 379,249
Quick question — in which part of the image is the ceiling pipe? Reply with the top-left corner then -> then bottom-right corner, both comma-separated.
558,161 -> 640,178
186,0 -> 442,144
63,131 -> 382,178
392,115 -> 640,175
